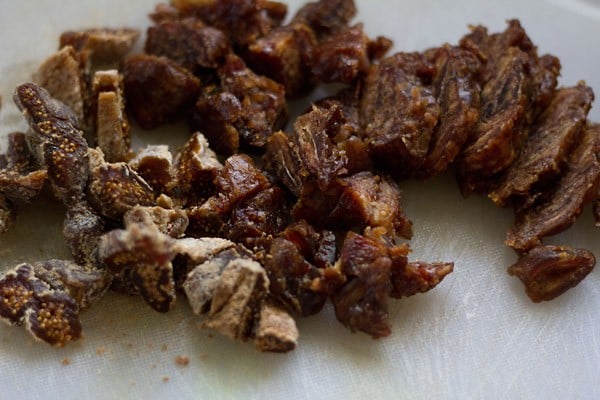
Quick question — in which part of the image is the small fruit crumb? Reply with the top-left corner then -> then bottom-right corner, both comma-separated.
161,344 -> 168,352
61,358 -> 71,366
175,355 -> 190,366
162,376 -> 170,383
96,346 -> 106,355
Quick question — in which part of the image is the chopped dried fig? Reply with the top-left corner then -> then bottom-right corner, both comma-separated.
87,161 -> 156,220
124,205 -> 188,239
254,302 -> 298,352
92,69 -> 131,162
129,145 -> 174,194
14,83 -> 89,204
203,258 -> 269,340
60,28 -> 140,68
63,201 -> 107,266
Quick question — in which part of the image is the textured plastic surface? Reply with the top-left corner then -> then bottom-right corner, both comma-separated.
0,1 -> 599,399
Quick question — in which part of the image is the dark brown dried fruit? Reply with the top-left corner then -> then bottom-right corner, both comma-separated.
171,132 -> 222,203
331,231 -> 392,339
14,83 -> 90,204
328,172 -> 413,239
594,196 -> 600,227
87,161 -> 156,220
264,221 -> 340,316
507,245 -> 595,302
311,23 -> 370,84
129,145 -> 174,194
145,17 -> 231,72
63,202 -> 107,266
293,0 -> 357,39
458,47 -> 530,191
265,105 -> 347,195
59,28 -> 140,68
227,186 -> 289,250
421,46 -> 481,177
390,261 -> 454,299
99,222 -> 177,312
191,55 -> 287,151
123,54 -> 201,129
360,52 -> 439,176
246,22 -> 318,97
490,83 -> 594,207
506,123 -> 600,251
0,195 -> 14,234
171,0 -> 287,47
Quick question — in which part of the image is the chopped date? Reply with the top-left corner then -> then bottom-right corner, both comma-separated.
506,123 -> 600,251
246,22 -> 318,97
191,55 -> 287,152
292,0 -> 357,39
458,47 -> 531,191
331,231 -> 393,339
390,261 -> 454,299
123,54 -> 201,129
421,46 -> 481,177
145,17 -> 231,72
360,52 -> 440,177
490,83 -> 594,207
311,23 -> 370,84
507,245 -> 595,302
170,0 -> 287,47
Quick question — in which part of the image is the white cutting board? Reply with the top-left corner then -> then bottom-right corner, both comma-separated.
1,1 -> 599,399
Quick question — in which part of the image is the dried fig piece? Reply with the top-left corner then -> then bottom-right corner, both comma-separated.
490,83 -> 594,207
99,222 -> 177,312
123,54 -> 201,129
63,201 -> 107,266
507,245 -> 595,302
171,132 -> 222,203
92,69 -> 131,162
87,161 -> 156,220
145,17 -> 231,71
254,302 -> 298,352
0,261 -> 110,347
60,28 -> 140,68
33,46 -> 86,129
14,83 -> 89,204
0,195 -> 14,234
129,145 -> 174,194
506,123 -> 600,251
124,205 -> 188,239
203,258 -> 268,340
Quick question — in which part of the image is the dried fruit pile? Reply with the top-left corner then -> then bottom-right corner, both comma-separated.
0,0 -> 598,352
